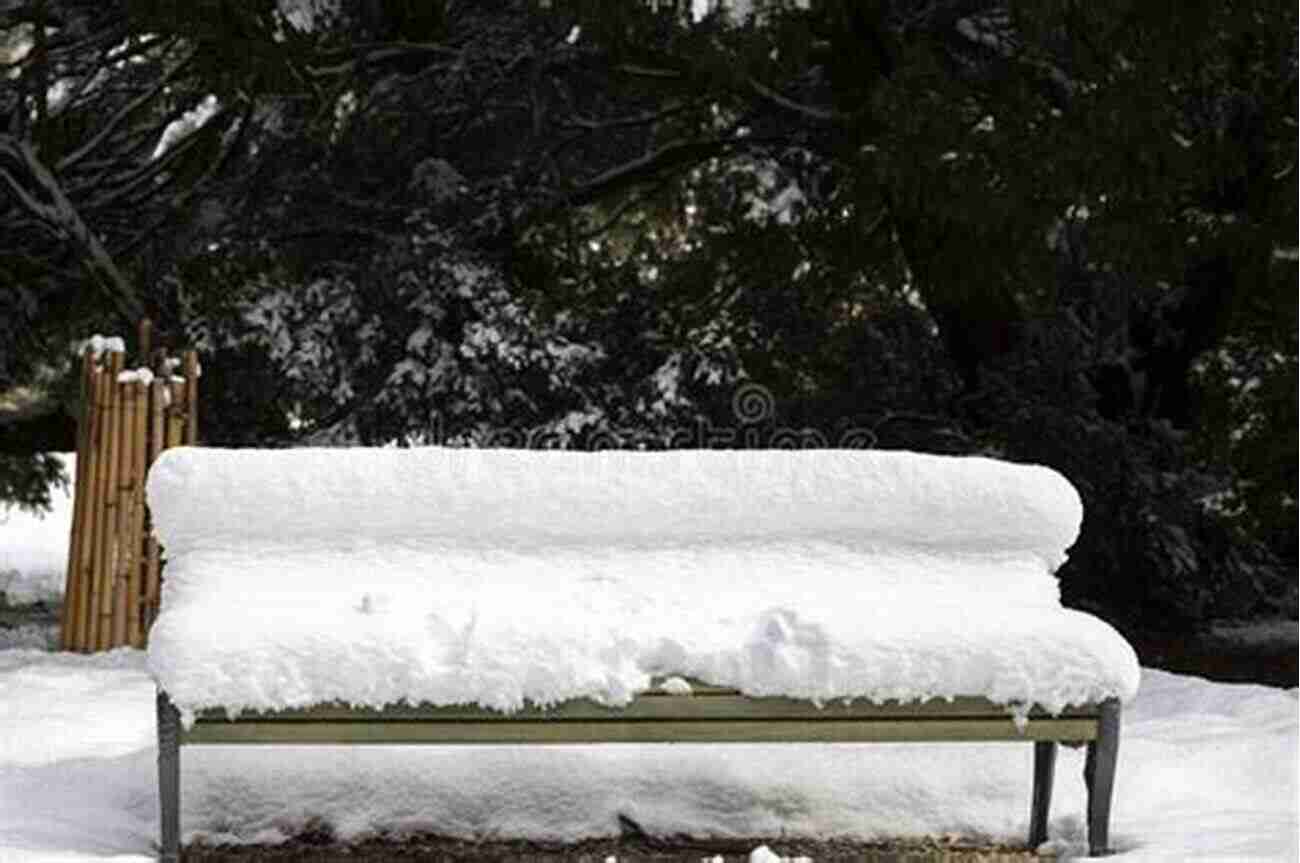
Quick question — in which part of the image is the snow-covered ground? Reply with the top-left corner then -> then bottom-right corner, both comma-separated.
0,454 -> 1296,861
0,455 -> 74,605
0,649 -> 1294,861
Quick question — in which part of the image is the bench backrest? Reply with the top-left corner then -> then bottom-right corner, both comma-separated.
147,446 -> 1080,567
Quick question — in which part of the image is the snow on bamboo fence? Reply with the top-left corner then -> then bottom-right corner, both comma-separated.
59,321 -> 199,652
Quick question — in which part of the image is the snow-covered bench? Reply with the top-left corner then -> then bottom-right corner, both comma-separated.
146,446 -> 1139,861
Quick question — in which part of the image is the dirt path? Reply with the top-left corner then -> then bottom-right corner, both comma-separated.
183,832 -> 1042,862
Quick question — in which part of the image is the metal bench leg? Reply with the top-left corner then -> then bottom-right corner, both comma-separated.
1028,740 -> 1056,847
157,690 -> 181,863
1084,700 -> 1121,857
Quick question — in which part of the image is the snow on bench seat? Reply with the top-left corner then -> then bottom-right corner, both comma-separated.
144,447 -> 1140,722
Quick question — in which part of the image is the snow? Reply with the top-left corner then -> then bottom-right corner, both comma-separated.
749,847 -> 811,863
0,650 -> 1294,861
146,447 -> 1083,568
690,0 -> 810,24
116,368 -> 156,386
0,454 -> 73,604
0,624 -> 57,650
76,334 -> 125,359
152,94 -> 219,160
661,675 -> 694,695
278,0 -> 338,33
0,464 -> 1296,860
144,447 -> 1138,720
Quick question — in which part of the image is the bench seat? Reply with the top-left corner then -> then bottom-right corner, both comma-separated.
150,576 -> 1136,724
171,680 -> 1112,745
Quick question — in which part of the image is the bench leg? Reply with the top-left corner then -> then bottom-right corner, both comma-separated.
1084,700 -> 1121,857
1028,740 -> 1056,847
157,690 -> 182,863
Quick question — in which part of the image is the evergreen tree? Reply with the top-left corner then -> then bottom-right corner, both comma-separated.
1,0 -> 1294,628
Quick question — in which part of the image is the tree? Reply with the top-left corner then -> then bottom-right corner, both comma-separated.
1,0 -> 1295,630
0,0 -> 248,504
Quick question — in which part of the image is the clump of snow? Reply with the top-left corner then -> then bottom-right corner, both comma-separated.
660,676 -> 694,695
145,447 -> 1138,720
77,334 -> 125,359
749,845 -> 812,863
116,368 -> 156,386
153,94 -> 219,159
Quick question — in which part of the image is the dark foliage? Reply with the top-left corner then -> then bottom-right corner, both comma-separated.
0,452 -> 66,512
1,0 -> 1295,633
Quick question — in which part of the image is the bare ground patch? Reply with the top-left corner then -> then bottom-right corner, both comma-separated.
182,830 -> 1044,862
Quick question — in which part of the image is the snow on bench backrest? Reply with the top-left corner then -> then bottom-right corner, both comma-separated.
146,446 -> 1080,567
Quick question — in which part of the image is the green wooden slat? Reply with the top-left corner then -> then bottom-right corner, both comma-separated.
181,679 -> 1105,747
182,715 -> 1100,745
193,695 -> 1100,725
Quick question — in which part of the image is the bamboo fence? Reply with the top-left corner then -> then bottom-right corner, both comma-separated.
59,321 -> 199,651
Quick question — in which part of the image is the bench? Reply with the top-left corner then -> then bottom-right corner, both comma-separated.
146,446 -> 1139,861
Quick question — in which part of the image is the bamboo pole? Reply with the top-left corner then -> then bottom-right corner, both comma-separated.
77,359 -> 108,651
92,351 -> 124,650
111,380 -> 138,647
109,380 -> 128,648
59,348 -> 95,651
142,377 -> 167,633
166,376 -> 185,450
127,379 -> 150,647
128,320 -> 152,646
183,351 -> 199,445
103,354 -> 129,649
109,366 -> 129,647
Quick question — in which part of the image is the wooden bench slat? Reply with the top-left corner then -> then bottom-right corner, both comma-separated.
191,694 -> 1101,725
183,689 -> 1103,745
183,715 -> 1100,745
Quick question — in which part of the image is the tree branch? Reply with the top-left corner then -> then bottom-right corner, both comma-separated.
562,136 -> 740,209
573,175 -> 674,243
57,42 -> 191,172
562,100 -> 695,132
0,134 -> 144,325
615,63 -> 683,79
747,77 -> 842,123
